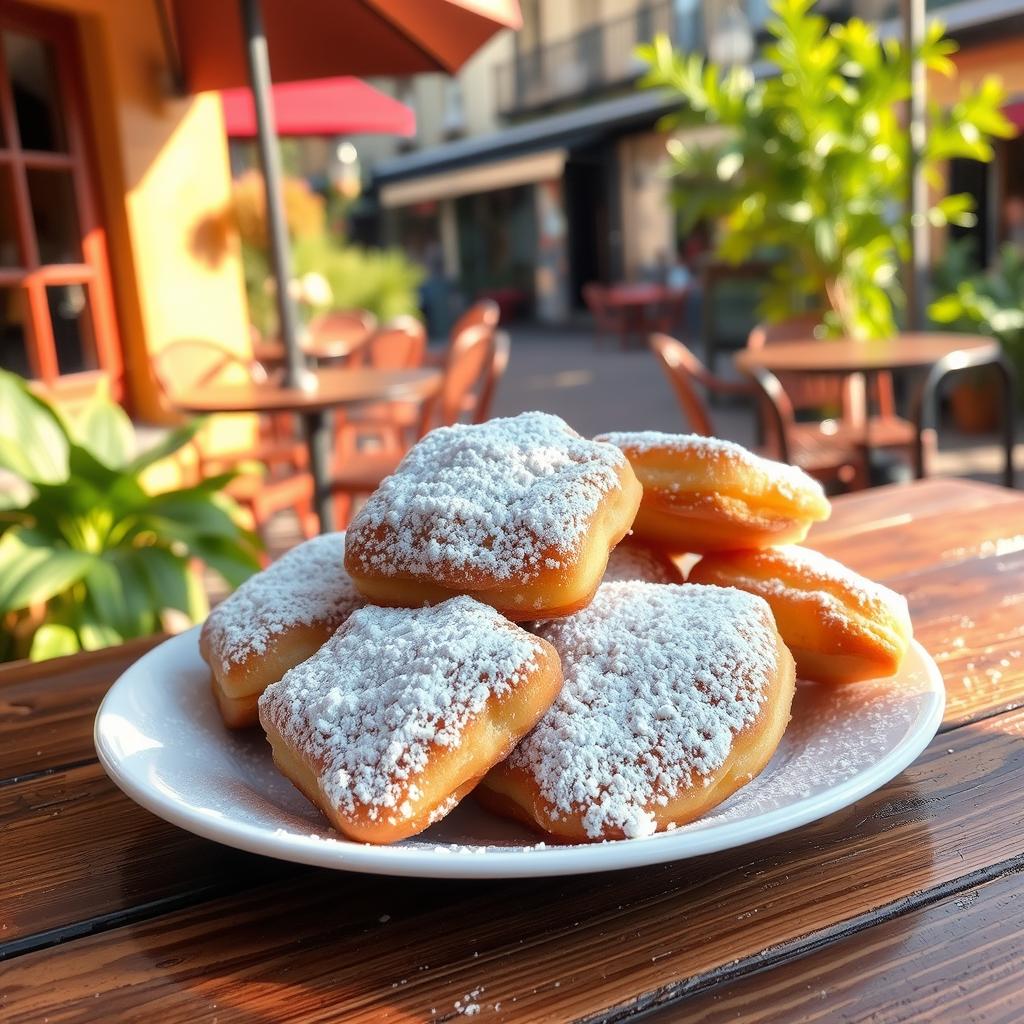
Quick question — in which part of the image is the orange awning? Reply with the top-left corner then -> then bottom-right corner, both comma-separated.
171,0 -> 522,93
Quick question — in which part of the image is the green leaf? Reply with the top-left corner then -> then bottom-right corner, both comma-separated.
132,545 -> 193,615
0,370 -> 70,484
29,623 -> 81,661
124,419 -> 204,476
0,528 -> 95,614
73,394 -> 134,469
186,534 -> 260,589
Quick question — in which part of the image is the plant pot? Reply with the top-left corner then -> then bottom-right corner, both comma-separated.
949,371 -> 1000,434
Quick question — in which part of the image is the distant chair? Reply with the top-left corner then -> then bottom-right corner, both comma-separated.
153,340 -> 318,555
306,308 -> 377,364
582,283 -> 618,348
747,318 -> 927,478
426,298 -> 499,367
329,324 -> 503,527
649,332 -> 862,487
334,316 -> 429,456
363,315 -> 427,371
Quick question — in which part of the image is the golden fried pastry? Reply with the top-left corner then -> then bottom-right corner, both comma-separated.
479,581 -> 795,841
689,545 -> 913,684
595,431 -> 830,554
259,597 -> 563,844
602,539 -> 685,584
345,412 -> 642,620
200,532 -> 362,728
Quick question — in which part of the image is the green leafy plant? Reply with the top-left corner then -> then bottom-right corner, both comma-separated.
232,172 -> 423,337
638,0 -> 1015,340
930,242 -> 1024,396
0,372 -> 261,661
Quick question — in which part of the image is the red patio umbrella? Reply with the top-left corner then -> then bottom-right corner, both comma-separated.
164,0 -> 521,531
220,77 -> 416,138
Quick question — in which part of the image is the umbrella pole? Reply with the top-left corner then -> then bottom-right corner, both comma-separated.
240,0 -> 334,532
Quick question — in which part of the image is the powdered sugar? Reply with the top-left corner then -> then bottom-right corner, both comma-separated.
259,597 -> 545,826
346,412 -> 627,582
510,581 -> 780,839
204,532 -> 362,664
603,543 -> 680,584
597,430 -> 824,504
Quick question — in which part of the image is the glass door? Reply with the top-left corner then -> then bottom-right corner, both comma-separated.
0,4 -> 120,396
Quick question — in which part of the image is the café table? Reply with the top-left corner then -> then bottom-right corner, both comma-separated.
602,283 -> 688,348
734,332 -> 1017,487
170,365 -> 441,533
4,477 -> 1024,1022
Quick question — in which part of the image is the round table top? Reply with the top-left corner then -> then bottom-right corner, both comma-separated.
733,332 -> 999,375
604,283 -> 686,306
170,366 -> 441,415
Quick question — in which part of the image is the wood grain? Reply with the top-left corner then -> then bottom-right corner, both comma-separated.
0,762 -> 291,952
895,549 -> 1024,730
5,708 -> 1024,1024
0,636 -> 161,784
807,478 -> 1021,543
811,499 -> 1024,579
646,868 -> 1024,1023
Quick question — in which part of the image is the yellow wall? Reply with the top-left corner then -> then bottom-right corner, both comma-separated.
29,0 -> 255,462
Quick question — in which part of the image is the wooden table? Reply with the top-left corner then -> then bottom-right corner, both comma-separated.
735,332 -> 1017,487
4,479 -> 1024,1022
171,366 -> 441,533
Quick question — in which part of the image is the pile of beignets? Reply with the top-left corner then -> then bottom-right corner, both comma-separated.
200,412 -> 913,844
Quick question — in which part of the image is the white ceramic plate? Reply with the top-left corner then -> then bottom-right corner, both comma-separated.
95,626 -> 944,879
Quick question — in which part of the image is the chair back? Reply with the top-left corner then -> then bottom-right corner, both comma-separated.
306,309 -> 377,361
747,316 -> 848,413
430,323 -> 495,430
473,329 -> 511,423
450,299 -> 500,344
152,340 -> 266,403
364,316 -> 427,370
648,333 -> 716,436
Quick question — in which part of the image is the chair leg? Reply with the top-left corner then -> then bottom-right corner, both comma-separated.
331,490 -> 354,531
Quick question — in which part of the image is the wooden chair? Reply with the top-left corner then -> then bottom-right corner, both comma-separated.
306,309 -> 377,364
474,329 -> 510,423
426,299 -> 499,367
649,332 -> 862,487
329,324 -> 499,527
333,316 -> 429,456
747,319 -> 927,477
153,340 -> 318,555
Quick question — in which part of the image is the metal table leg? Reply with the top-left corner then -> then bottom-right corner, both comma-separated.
911,349 -> 1017,488
304,411 -> 334,532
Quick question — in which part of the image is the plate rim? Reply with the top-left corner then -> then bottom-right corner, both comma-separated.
93,626 -> 945,879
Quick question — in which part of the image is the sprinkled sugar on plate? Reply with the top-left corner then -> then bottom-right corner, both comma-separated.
95,626 -> 943,878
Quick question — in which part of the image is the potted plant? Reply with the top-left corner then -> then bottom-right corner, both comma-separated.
637,0 -> 1015,341
0,372 -> 261,661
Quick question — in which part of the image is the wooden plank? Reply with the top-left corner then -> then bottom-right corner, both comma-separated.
808,478 -> 1022,544
645,869 -> 1024,1024
0,636 -> 161,784
894,549 -> 1024,730
4,707 -> 1024,1024
0,761 -> 291,952
811,499 -> 1024,579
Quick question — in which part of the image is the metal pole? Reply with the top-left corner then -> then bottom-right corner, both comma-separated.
903,0 -> 928,331
240,0 -> 304,388
240,0 -> 333,531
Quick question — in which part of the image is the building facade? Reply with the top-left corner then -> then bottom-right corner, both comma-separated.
361,0 -> 1024,325
0,0 -> 251,438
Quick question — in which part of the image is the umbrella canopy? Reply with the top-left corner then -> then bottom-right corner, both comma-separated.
221,76 -> 415,138
172,0 -> 521,92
